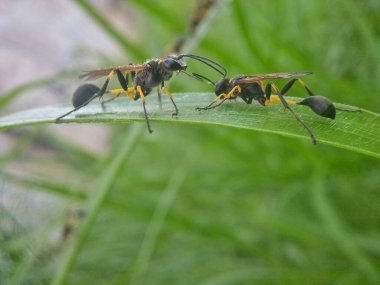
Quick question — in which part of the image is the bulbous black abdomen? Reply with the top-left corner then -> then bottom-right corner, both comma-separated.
72,84 -> 100,108
298,95 -> 336,119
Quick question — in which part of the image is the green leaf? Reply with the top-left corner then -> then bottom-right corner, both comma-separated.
0,93 -> 378,158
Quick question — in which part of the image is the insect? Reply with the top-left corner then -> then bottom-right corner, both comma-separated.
193,71 -> 338,144
56,54 -> 226,133
62,208 -> 85,241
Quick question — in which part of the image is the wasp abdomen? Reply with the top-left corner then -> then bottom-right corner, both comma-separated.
72,84 -> 100,108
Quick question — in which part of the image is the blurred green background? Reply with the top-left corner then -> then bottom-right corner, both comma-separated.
0,0 -> 379,284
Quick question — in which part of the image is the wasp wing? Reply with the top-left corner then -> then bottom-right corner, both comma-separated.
236,72 -> 312,84
79,64 -> 147,80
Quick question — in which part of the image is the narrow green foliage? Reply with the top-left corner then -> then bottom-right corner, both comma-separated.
51,125 -> 144,285
0,93 -> 378,158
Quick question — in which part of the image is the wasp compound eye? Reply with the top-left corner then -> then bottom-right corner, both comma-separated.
298,95 -> 336,119
72,84 -> 100,108
163,57 -> 186,71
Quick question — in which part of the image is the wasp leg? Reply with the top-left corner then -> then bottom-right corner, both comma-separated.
136,85 -> 153,133
115,70 -> 134,99
56,70 -> 115,122
102,88 -> 135,110
264,83 -> 297,106
56,93 -> 99,122
266,82 -> 317,144
198,98 -> 228,110
264,95 -> 298,106
161,82 -> 178,117
157,87 -> 163,111
101,92 -> 121,111
276,78 -> 337,118
107,87 -> 135,96
336,107 -> 362,113
224,85 -> 241,99
281,78 -> 315,97
196,93 -> 226,110
103,69 -> 134,106
101,69 -> 136,111
197,85 -> 241,110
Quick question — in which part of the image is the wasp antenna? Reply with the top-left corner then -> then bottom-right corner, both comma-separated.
178,54 -> 227,77
191,72 -> 216,85
182,54 -> 226,74
181,70 -> 207,82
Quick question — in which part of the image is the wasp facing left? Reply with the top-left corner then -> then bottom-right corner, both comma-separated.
193,71 -> 338,144
56,54 -> 226,133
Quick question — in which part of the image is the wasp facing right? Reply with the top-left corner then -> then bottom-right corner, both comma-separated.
56,54 -> 225,133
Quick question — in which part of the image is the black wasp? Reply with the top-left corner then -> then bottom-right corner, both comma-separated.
56,54 -> 225,133
193,71 -> 339,144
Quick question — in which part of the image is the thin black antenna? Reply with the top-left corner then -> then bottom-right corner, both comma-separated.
180,70 -> 206,81
191,72 -> 216,85
178,54 -> 227,77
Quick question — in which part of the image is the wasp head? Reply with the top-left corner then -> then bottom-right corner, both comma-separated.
214,78 -> 230,96
163,55 -> 187,72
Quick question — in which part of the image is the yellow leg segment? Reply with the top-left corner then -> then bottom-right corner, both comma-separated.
136,85 -> 145,102
224,85 -> 242,99
213,93 -> 227,103
161,86 -> 173,99
107,70 -> 115,79
298,79 -> 307,88
264,81 -> 298,106
266,95 -> 297,105
265,95 -> 297,105
214,85 -> 242,102
108,87 -> 134,99
162,85 -> 178,116
136,85 -> 153,133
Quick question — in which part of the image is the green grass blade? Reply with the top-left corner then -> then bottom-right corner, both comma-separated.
128,0 -> 184,33
2,172 -> 86,200
232,0 -> 267,66
51,125 -> 144,285
0,93 -> 378,158
124,169 -> 186,285
311,169 -> 379,281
